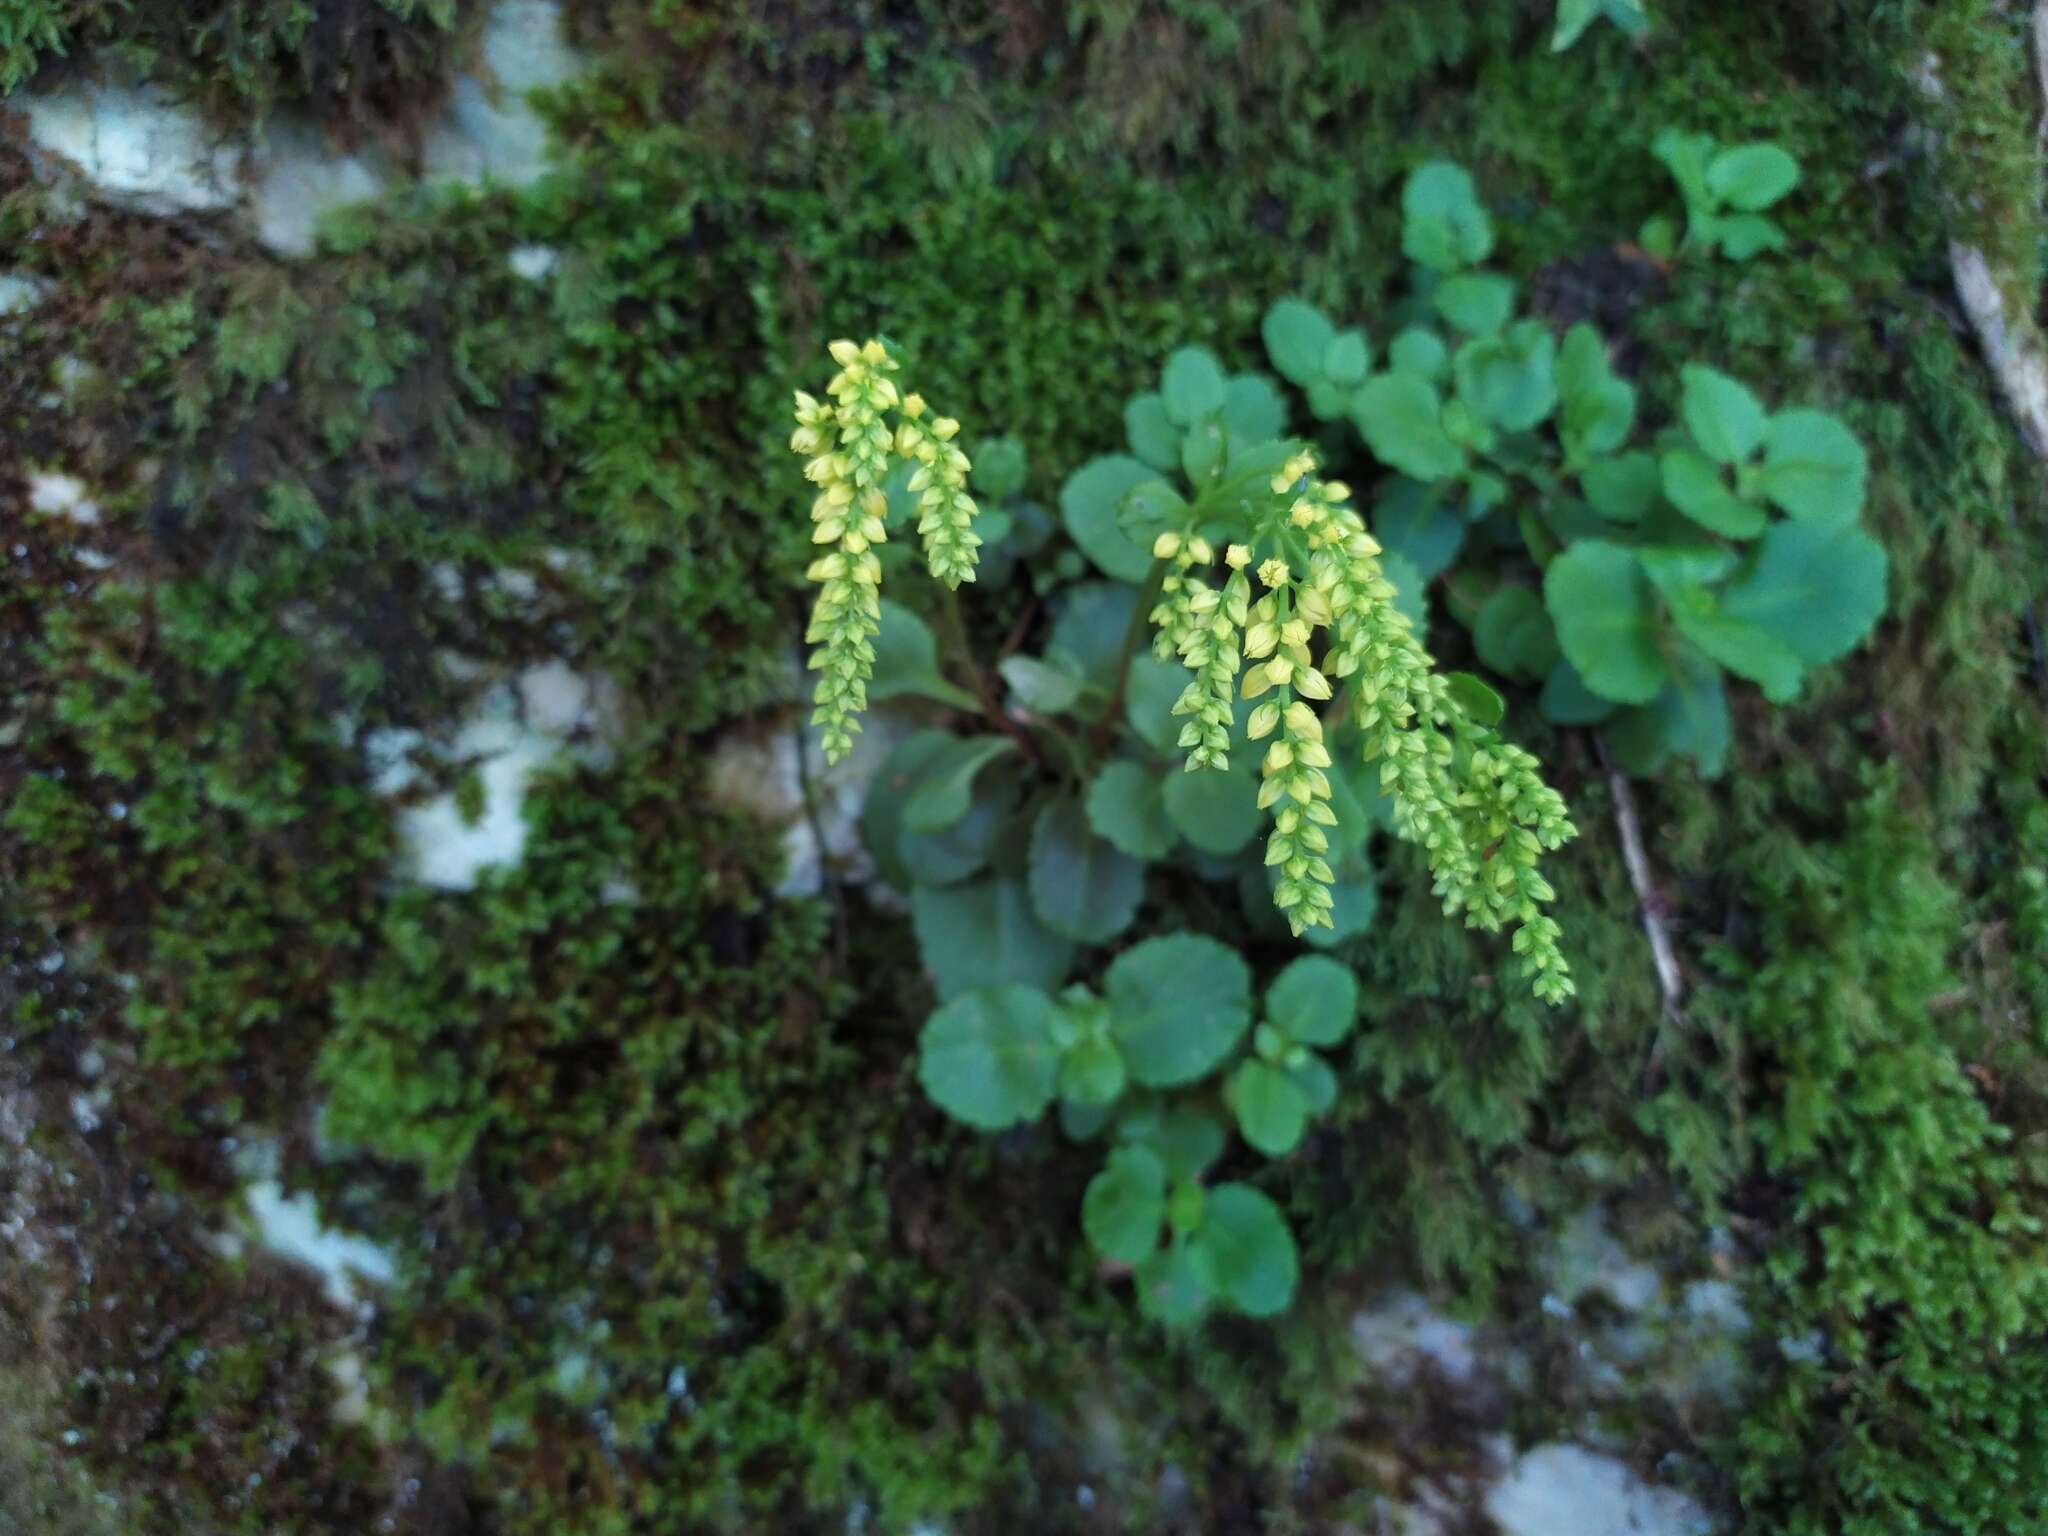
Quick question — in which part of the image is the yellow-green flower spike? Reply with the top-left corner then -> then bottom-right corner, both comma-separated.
791,338 -> 984,763
1170,552 -> 1249,772
1291,471 -> 1577,1002
896,396 -> 982,589
1260,699 -> 1338,933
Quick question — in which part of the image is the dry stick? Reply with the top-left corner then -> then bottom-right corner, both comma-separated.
1935,8 -> 2048,466
1607,763 -> 1685,1024
1939,4 -> 2048,694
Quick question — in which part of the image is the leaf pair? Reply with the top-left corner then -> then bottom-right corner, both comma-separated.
1648,129 -> 1801,262
1064,348 -> 1286,581
1542,521 -> 1888,774
1223,955 -> 1359,1156
917,934 -> 1254,1130
1082,1149 -> 1297,1324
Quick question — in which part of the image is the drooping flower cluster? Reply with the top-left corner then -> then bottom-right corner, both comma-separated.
1150,531 -> 1248,771
1153,448 -> 1578,1003
789,338 -> 981,763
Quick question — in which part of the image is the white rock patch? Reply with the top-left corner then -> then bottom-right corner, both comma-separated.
22,82 -> 242,213
246,119 -> 389,257
363,657 -> 616,891
239,1179 -> 397,1310
704,711 -> 910,898
15,1 -> 585,253
1352,1292 -> 1479,1382
1485,1444 -> 1711,1536
27,470 -> 99,524
422,0 -> 582,188
0,272 -> 50,315
507,244 -> 558,280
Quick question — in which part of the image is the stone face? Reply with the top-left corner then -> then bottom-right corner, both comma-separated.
421,0 -> 581,187
0,272 -> 50,315
1485,1444 -> 1711,1536
22,82 -> 243,213
245,119 -> 389,257
704,710 -> 911,899
13,1 -> 583,252
26,471 -> 99,523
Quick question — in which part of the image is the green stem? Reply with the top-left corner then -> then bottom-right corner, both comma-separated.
936,583 -> 1044,767
1090,557 -> 1170,764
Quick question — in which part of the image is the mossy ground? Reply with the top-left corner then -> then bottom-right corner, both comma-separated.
4,0 -> 2048,1530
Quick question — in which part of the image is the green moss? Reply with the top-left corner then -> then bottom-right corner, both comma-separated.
0,0 -> 464,132
1711,784 -> 2048,1533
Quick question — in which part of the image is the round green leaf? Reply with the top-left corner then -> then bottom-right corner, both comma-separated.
1719,517 -> 1888,666
1027,799 -> 1145,943
970,435 -> 1027,502
1668,592 -> 1805,704
1660,449 -> 1767,539
1540,659 -> 1618,725
1047,583 -> 1140,676
1322,329 -> 1371,386
1220,374 -> 1288,443
1294,867 -> 1380,948
1761,409 -> 1867,522
1123,654 -> 1191,754
899,773 -> 1014,886
1105,934 -> 1253,1087
1227,1060 -> 1310,1156
917,984 -> 1060,1131
1000,654 -> 1084,715
1161,763 -> 1261,855
1060,1033 -> 1128,1110
1556,325 -> 1636,460
1680,365 -> 1767,465
1117,1102 -> 1227,1181
1124,393 -> 1182,472
1453,322 -> 1557,433
1135,1238 -> 1210,1325
1610,649 -> 1730,779
1372,479 -> 1466,578
1580,453 -> 1660,523
1387,326 -> 1450,383
1086,761 -> 1178,861
870,600 -> 979,709
1082,1145 -> 1166,1265
1189,1184 -> 1298,1318
1306,379 -> 1349,421
1473,586 -> 1561,684
1161,346 -> 1226,426
1289,1055 -> 1340,1114
864,730 -> 959,888
904,736 -> 1019,833
1352,374 -> 1465,482
1543,540 -> 1671,705
1433,272 -> 1516,336
1265,954 -> 1360,1046
1709,212 -> 1787,261
1654,128 -> 1715,209
912,875 -> 1075,1002
1262,299 -> 1337,386
1402,161 -> 1494,271
1637,544 -> 1738,594
1444,671 -> 1505,727
1706,142 -> 1800,212
1059,455 -> 1158,581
